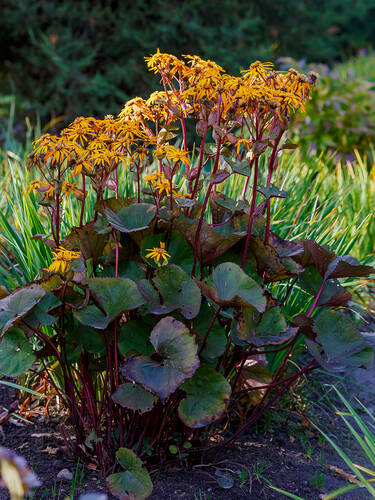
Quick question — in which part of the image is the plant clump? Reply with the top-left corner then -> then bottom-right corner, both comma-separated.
0,51 -> 374,499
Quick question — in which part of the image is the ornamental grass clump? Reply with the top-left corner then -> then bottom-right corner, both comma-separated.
0,52 -> 374,499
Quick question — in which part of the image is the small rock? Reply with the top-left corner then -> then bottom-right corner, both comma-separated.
57,468 -> 73,480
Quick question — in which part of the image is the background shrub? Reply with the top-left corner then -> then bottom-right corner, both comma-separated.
1,0 -> 375,124
280,54 -> 375,160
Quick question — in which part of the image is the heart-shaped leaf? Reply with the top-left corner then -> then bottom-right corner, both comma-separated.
299,266 -> 352,307
224,158 -> 251,176
0,285 -> 45,336
247,236 -> 299,282
251,307 -> 296,346
257,184 -> 289,200
152,264 -> 201,319
80,326 -> 106,354
74,278 -> 145,329
117,320 -> 153,356
209,170 -> 231,184
199,262 -> 266,312
178,364 -> 231,428
325,255 -> 374,279
238,358 -> 272,404
214,197 -> 247,214
122,317 -> 199,402
0,328 -> 36,376
307,310 -> 373,372
294,240 -> 374,279
107,448 -> 152,500
112,383 -> 157,413
174,216 -> 245,266
105,203 -> 156,233
25,293 -> 61,329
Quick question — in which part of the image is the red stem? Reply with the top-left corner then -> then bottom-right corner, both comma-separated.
191,139 -> 222,276
306,278 -> 326,317
191,125 -> 208,201
240,156 -> 259,269
265,132 -> 283,244
79,173 -> 86,227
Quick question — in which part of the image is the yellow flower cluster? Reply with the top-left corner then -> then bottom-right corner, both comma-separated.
27,51 -> 315,208
144,172 -> 185,198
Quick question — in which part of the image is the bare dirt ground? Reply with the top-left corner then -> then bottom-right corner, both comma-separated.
1,365 -> 373,499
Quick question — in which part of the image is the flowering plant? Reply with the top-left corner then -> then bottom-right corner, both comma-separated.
0,52 -> 373,499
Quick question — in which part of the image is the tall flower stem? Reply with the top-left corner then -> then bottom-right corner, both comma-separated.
79,173 -> 86,227
265,132 -> 283,244
241,156 -> 259,269
192,139 -> 222,277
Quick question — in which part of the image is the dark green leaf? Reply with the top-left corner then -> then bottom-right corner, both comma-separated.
107,448 -> 153,500
112,383 -> 157,413
74,278 -> 145,329
153,264 -> 201,319
257,184 -> 289,200
80,326 -> 106,354
0,328 -> 36,376
0,285 -> 45,337
117,320 -> 153,356
25,293 -> 61,329
308,310 -> 373,372
178,364 -> 231,428
199,262 -> 266,312
122,317 -> 199,402
193,304 -> 227,359
105,203 -> 156,233
299,266 -> 351,306
224,158 -> 251,176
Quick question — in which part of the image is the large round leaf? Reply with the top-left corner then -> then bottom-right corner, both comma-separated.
122,317 -> 199,402
107,448 -> 153,500
153,264 -> 201,319
308,309 -> 373,372
112,383 -> 157,413
193,304 -> 226,359
140,231 -> 193,272
74,278 -> 145,329
178,364 -> 231,428
25,293 -> 61,329
251,307 -> 295,346
117,320 -> 153,356
80,326 -> 106,354
0,285 -> 45,336
0,328 -> 36,376
199,262 -> 266,312
105,203 -> 156,233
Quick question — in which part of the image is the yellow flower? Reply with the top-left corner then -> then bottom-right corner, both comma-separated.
145,49 -> 186,78
62,181 -> 83,197
145,242 -> 171,266
47,247 -> 80,273
153,145 -> 190,166
25,180 -> 55,198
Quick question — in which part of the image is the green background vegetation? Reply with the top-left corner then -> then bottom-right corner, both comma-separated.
1,0 -> 375,123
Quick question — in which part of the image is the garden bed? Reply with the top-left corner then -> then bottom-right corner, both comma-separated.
1,369 -> 372,499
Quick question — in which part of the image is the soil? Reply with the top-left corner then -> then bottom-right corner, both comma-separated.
0,366 -> 373,500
